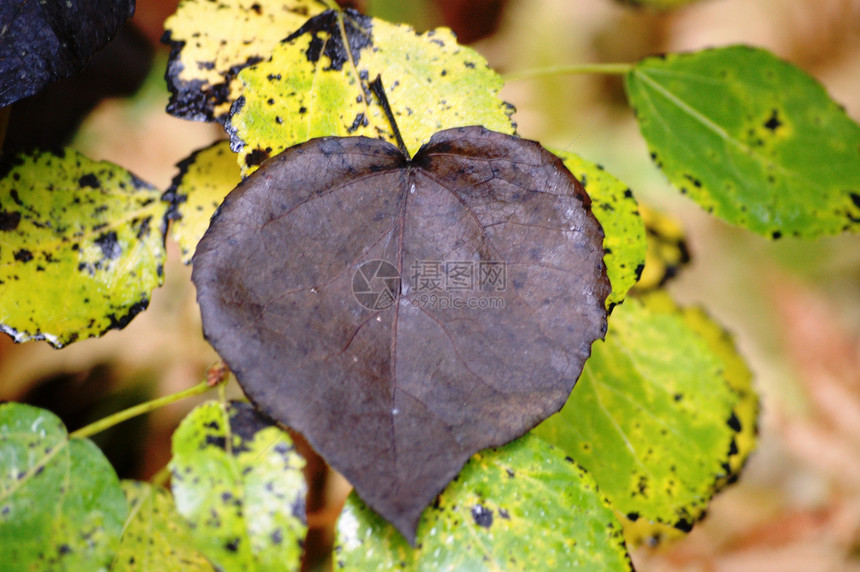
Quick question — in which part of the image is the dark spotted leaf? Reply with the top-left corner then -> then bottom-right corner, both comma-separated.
228,8 -> 515,175
336,434 -> 632,571
170,400 -> 307,571
165,141 -> 242,264
162,0 -> 328,122
533,293 -> 750,546
0,0 -> 134,107
113,481 -> 214,571
192,126 -> 610,542
626,45 -> 860,238
551,149 -> 646,308
632,205 -> 690,291
0,403 -> 127,572
0,149 -> 167,347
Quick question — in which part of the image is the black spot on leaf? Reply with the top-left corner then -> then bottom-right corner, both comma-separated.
727,412 -> 742,432
471,504 -> 493,528
78,173 -> 100,189
245,148 -> 270,167
287,9 -> 373,72
764,110 -> 782,131
0,211 -> 21,231
13,249 -> 33,262
94,231 -> 122,260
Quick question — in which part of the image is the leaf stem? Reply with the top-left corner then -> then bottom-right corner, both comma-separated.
502,63 -> 634,83
70,379 -> 215,440
150,464 -> 172,487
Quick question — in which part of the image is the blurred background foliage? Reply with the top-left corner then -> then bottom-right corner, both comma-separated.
1,0 -> 859,570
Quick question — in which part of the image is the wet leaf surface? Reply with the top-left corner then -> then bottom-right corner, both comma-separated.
0,149 -> 167,347
336,434 -> 633,571
165,141 -> 242,264
626,45 -> 860,238
533,293 -> 748,546
163,0 -> 328,122
0,0 -> 134,107
170,400 -> 307,571
228,8 -> 515,175
113,481 -> 214,572
0,403 -> 127,572
192,126 -> 610,541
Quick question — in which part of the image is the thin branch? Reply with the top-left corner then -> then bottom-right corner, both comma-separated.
502,62 -> 634,83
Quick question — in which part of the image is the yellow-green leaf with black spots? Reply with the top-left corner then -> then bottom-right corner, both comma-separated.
163,0 -> 329,122
228,8 -> 515,175
673,297 -> 757,491
166,141 -> 242,264
113,481 -> 214,572
626,45 -> 860,238
336,434 -> 632,571
0,403 -> 127,572
552,149 -> 646,309
533,294 -> 747,547
0,149 -> 167,348
632,205 -> 690,292
170,400 -> 307,572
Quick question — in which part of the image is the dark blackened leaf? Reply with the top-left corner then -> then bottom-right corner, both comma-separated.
192,126 -> 610,542
0,0 -> 135,108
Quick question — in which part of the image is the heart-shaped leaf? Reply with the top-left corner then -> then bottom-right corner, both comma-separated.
192,126 -> 610,542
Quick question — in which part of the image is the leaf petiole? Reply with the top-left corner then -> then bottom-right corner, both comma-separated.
502,62 -> 634,82
70,378 -> 219,440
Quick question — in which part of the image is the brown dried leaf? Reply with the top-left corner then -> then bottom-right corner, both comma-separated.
191,126 -> 610,542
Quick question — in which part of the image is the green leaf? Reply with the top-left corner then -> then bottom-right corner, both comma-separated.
533,294 -> 748,545
163,0 -> 329,122
170,400 -> 307,572
228,8 -> 515,174
625,45 -> 860,238
552,149 -> 647,308
166,141 -> 242,264
0,149 -> 167,347
112,481 -> 214,571
336,435 -> 632,571
0,403 -> 127,572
